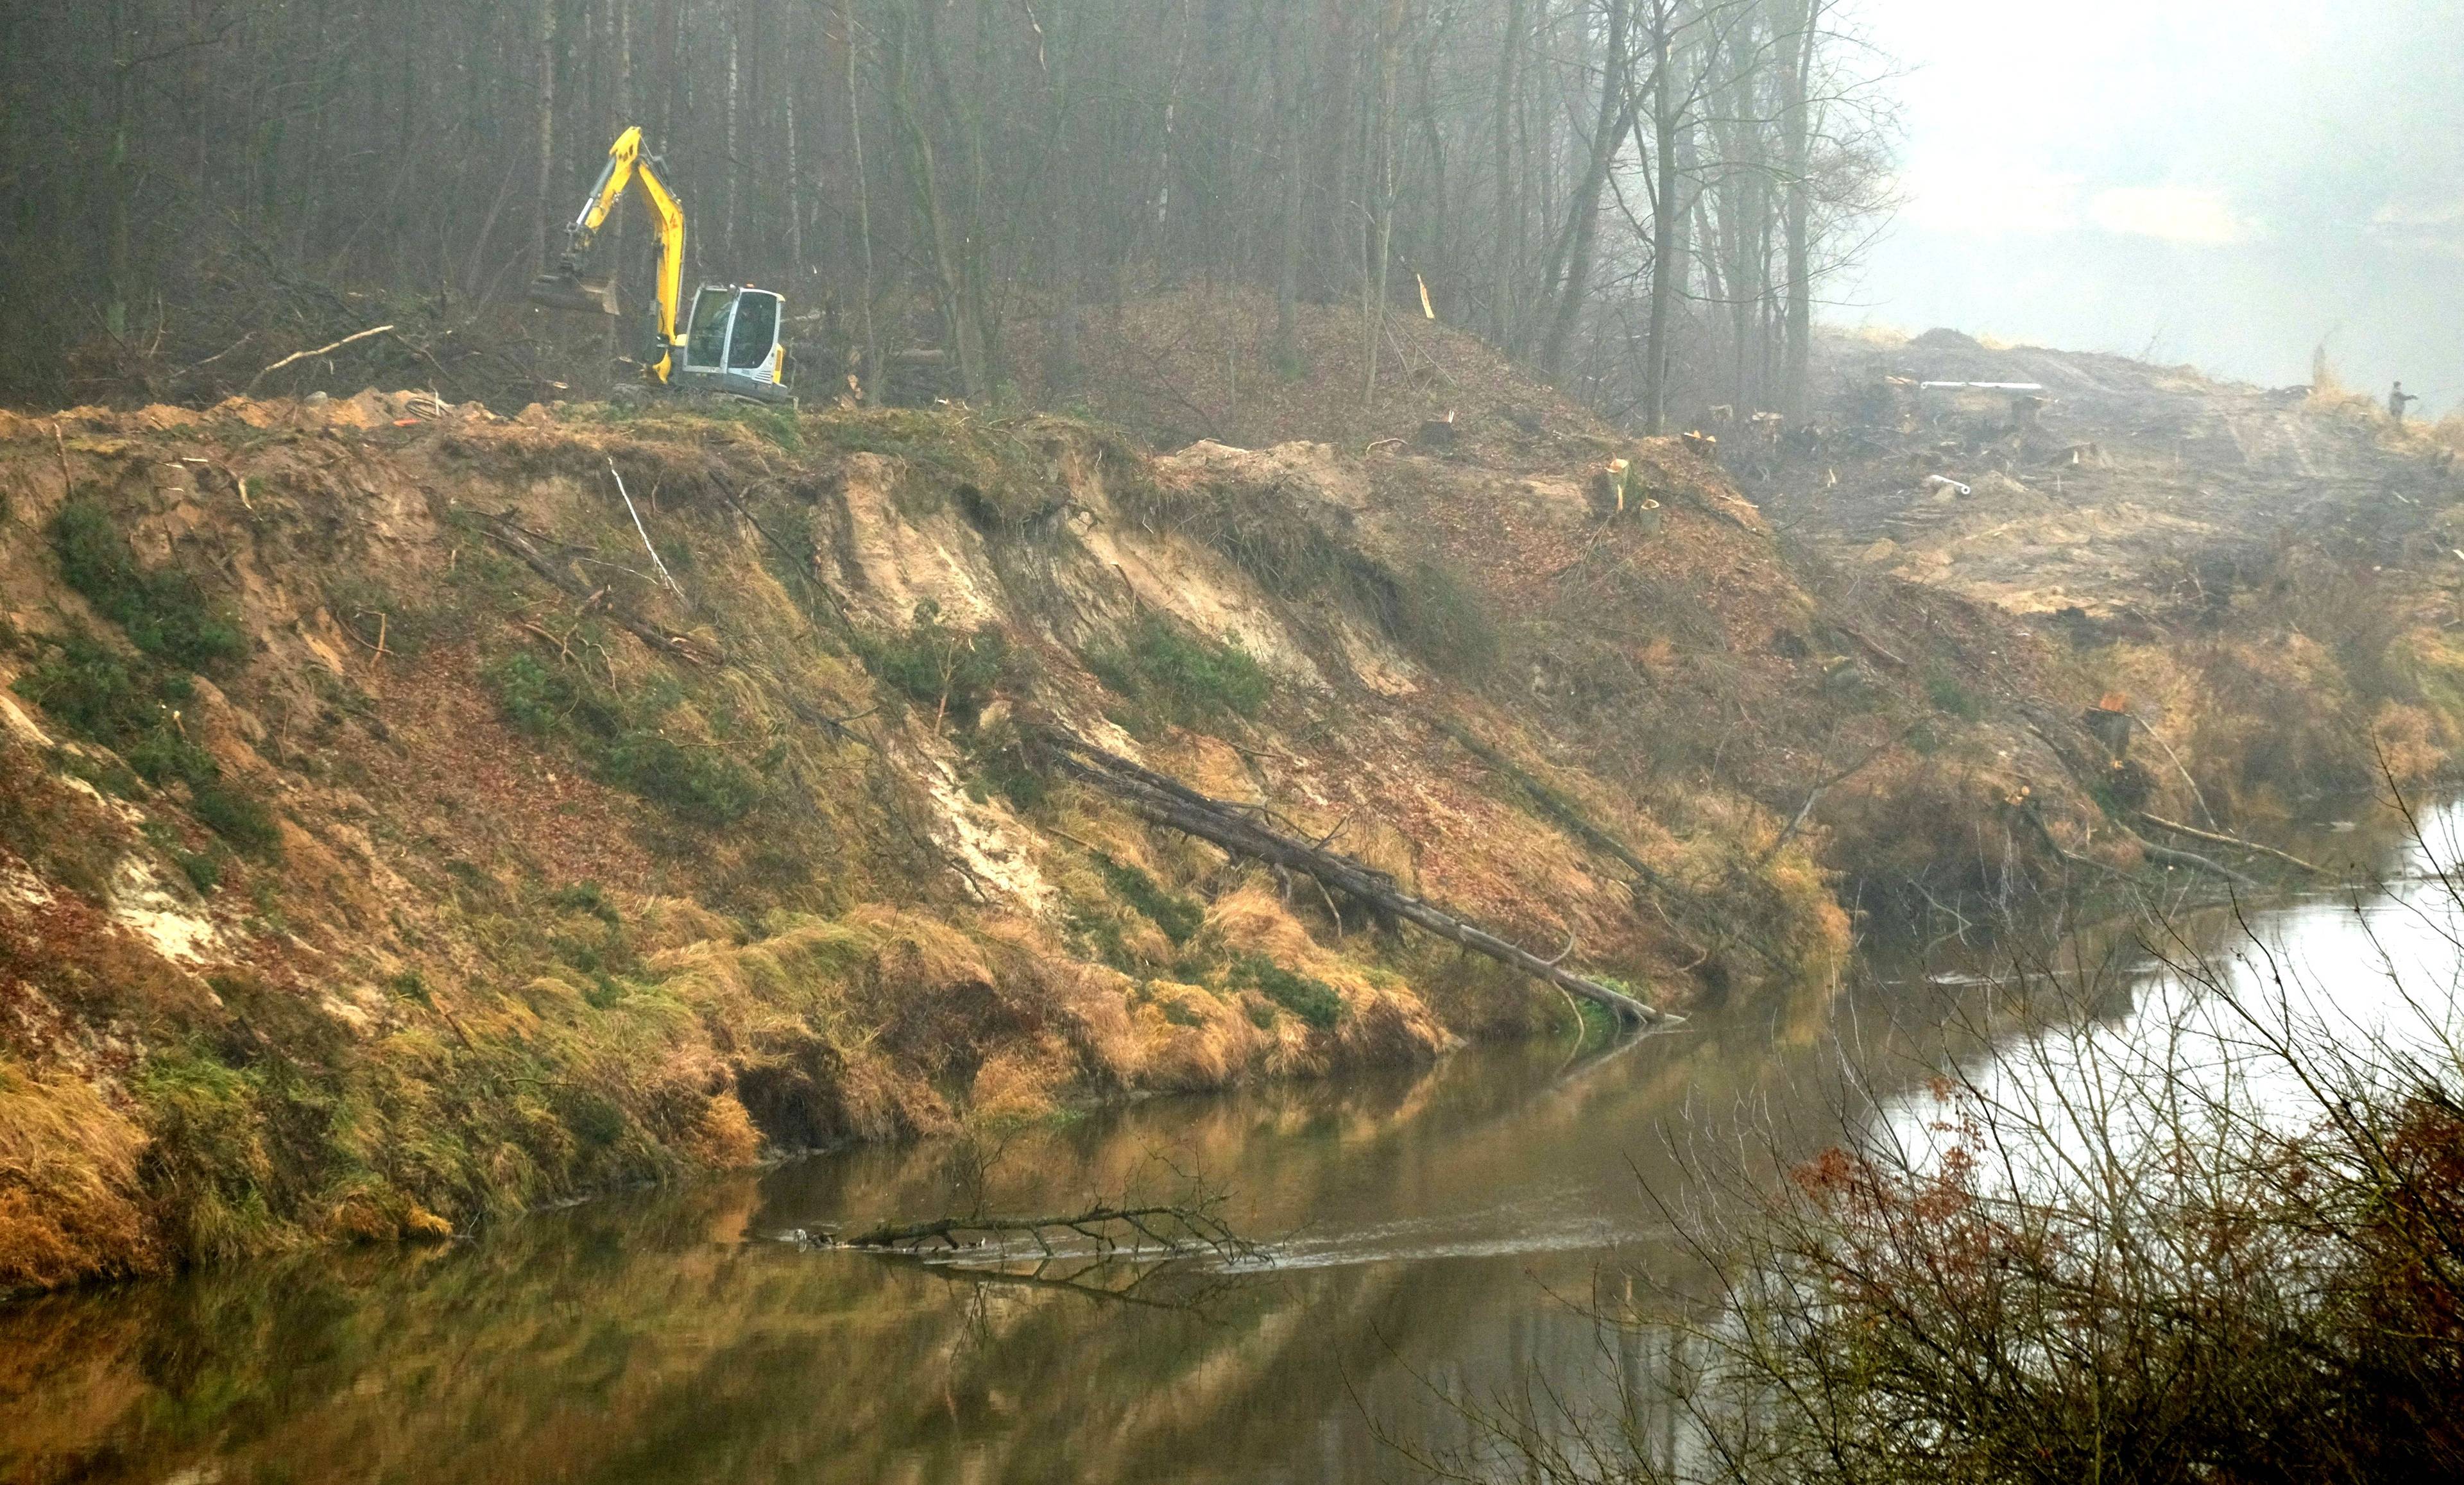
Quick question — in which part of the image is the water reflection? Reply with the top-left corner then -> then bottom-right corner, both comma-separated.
1874,799 -> 2464,1184
1,801 -> 2439,1485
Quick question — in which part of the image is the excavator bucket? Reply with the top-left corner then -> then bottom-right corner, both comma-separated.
525,269 -> 618,316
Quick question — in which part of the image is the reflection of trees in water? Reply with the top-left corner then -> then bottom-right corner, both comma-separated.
0,1029 -> 1715,1483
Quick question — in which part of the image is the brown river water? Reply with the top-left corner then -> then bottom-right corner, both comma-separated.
1,804 -> 2445,1484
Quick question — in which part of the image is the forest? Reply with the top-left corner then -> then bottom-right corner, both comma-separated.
0,0 -> 1892,423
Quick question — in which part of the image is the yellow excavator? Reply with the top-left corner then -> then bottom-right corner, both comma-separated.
527,126 -> 793,403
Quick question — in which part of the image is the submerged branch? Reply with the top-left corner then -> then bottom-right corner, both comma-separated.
838,1201 -> 1253,1261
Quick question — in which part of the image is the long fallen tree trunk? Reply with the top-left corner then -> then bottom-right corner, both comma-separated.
1033,730 -> 1676,1026
2136,810 -> 2331,877
1432,718 -> 1789,974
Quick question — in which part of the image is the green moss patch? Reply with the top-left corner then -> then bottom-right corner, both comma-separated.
1092,853 -> 1204,944
51,499 -> 244,669
1088,616 -> 1269,733
13,631 -> 280,856
1229,952 -> 1343,1029
486,652 -> 763,827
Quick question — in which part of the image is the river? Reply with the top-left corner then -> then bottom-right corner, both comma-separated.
4,801 -> 2452,1484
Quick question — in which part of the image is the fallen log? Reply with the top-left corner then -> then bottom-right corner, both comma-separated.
2137,838 -> 2263,890
1432,720 -> 1786,975
2019,712 -> 2259,890
1036,731 -> 1676,1026
2135,811 -> 2330,876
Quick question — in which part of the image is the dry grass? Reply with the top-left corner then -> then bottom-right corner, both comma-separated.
0,1064 -> 158,1294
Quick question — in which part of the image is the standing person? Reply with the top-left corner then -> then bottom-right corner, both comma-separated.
2390,381 -> 2422,423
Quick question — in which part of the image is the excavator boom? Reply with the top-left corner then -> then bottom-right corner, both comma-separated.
527,126 -> 789,402
527,126 -> 689,379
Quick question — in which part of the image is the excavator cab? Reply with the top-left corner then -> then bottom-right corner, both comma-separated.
673,285 -> 789,401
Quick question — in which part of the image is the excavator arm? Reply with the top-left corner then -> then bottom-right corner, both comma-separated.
527,126 -> 687,383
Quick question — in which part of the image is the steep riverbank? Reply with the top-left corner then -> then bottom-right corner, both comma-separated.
3,321 -> 2459,1294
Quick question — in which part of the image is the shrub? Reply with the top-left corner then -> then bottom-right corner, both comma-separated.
1390,561 -> 1500,677
855,600 -> 1012,726
966,732 -> 1050,811
1503,898 -> 2464,1485
484,652 -> 763,827
599,729 -> 764,825
1924,666 -> 1982,720
191,782 -> 283,859
123,725 -> 217,788
15,633 -> 177,758
173,848 -> 222,894
51,499 -> 244,669
1088,616 -> 1269,731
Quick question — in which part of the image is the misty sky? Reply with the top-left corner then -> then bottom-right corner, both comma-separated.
1841,0 -> 2464,414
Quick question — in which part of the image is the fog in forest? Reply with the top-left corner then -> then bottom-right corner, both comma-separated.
6,0 -> 2453,415
1849,0 -> 2464,411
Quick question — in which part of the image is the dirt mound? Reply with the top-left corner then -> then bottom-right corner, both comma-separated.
1910,327 -> 1987,352
1009,284 -> 1617,461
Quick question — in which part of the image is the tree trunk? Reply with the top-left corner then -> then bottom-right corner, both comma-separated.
1639,4 -> 1679,434
1777,0 -> 1816,416
724,15 -> 742,264
535,0 -> 558,266
845,0 -> 880,395
884,0 -> 988,397
104,4 -> 135,338
1362,0 -> 1407,407
1270,0 -> 1306,372
1414,45 -> 1448,319
1038,731 -> 1675,1026
783,15 -> 804,274
1487,0 -> 1525,346
653,0 -> 681,153
1537,0 -> 1636,385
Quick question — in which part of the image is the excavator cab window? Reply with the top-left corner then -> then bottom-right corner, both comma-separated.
727,292 -> 780,372
684,287 -> 734,371
680,287 -> 783,383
